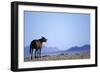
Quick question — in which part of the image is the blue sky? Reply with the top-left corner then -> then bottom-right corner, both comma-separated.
24,11 -> 90,50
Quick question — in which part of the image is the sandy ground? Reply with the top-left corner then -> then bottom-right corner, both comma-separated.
24,52 -> 90,62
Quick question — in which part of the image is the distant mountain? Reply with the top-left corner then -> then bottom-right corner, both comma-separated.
66,45 -> 90,53
24,44 -> 90,57
24,46 -> 60,57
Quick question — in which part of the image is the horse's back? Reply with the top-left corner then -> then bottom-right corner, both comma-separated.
30,40 -> 42,49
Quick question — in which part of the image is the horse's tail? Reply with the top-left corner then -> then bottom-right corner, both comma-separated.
29,45 -> 33,60
29,45 -> 32,54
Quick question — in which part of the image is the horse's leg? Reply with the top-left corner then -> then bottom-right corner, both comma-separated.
39,48 -> 41,58
35,49 -> 38,58
37,48 -> 41,58
35,49 -> 36,58
36,49 -> 40,58
30,48 -> 33,60
37,49 -> 40,58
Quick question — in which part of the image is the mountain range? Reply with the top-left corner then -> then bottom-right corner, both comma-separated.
24,46 -> 60,57
24,44 -> 90,57
66,45 -> 90,52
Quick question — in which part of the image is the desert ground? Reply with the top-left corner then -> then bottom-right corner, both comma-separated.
24,52 -> 90,62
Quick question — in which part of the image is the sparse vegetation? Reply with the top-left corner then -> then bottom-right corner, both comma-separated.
24,51 -> 90,62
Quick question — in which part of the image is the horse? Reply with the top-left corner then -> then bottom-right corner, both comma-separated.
29,37 -> 47,60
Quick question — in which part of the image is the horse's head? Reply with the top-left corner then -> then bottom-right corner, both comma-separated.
40,36 -> 47,42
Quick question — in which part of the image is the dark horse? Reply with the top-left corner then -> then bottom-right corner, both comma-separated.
29,37 -> 47,60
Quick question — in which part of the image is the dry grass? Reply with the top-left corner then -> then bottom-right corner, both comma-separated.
24,52 -> 90,62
